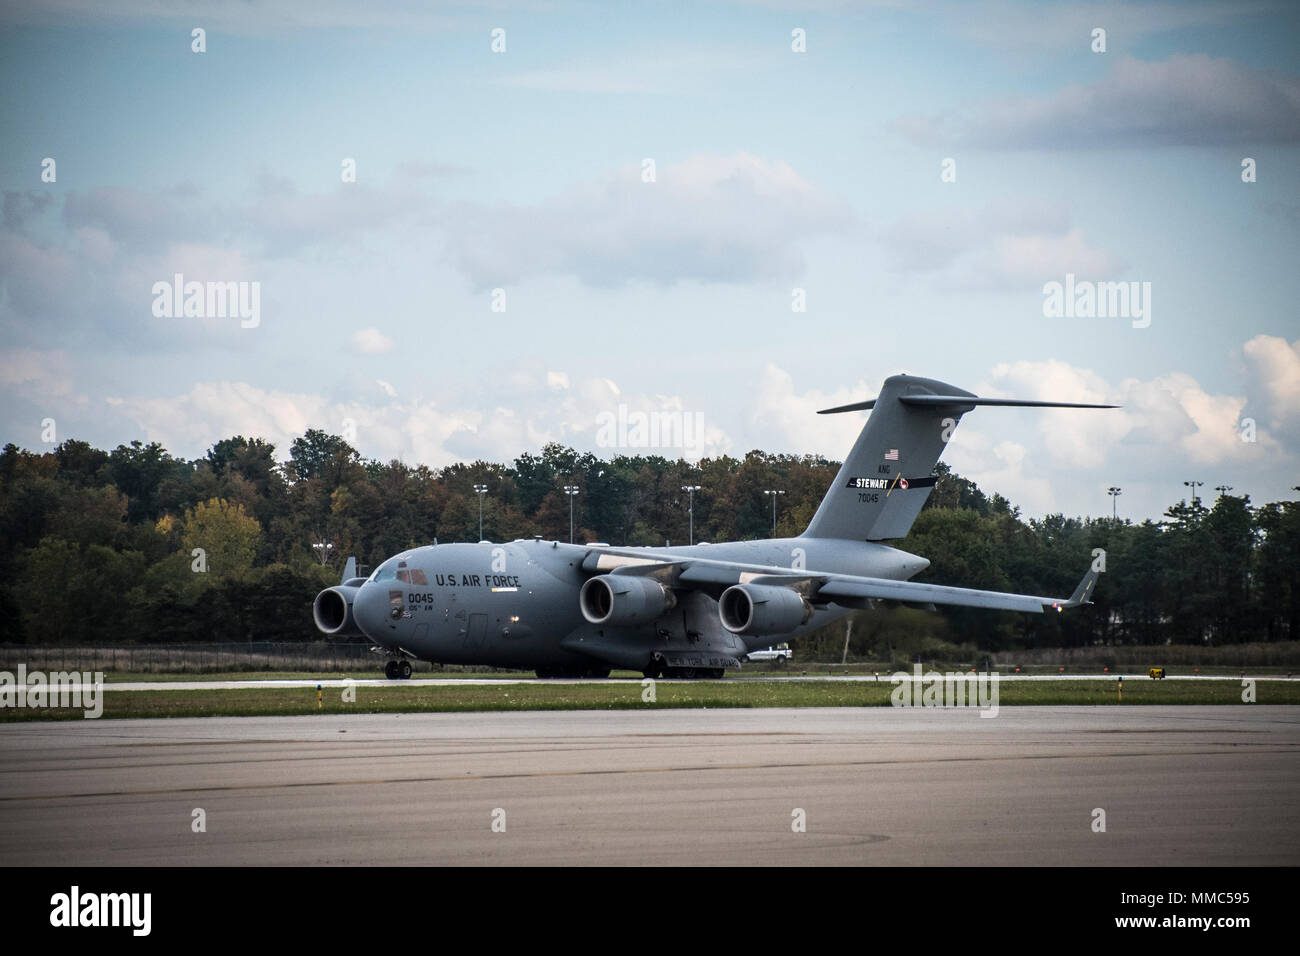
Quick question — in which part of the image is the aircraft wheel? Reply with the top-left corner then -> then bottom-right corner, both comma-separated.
707,668 -> 725,679
399,660 -> 412,679
384,660 -> 399,680
587,668 -> 611,679
678,667 -> 698,679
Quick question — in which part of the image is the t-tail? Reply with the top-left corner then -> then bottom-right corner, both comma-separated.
803,373 -> 1116,542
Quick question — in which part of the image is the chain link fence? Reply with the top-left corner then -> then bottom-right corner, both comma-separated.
0,643 -> 482,675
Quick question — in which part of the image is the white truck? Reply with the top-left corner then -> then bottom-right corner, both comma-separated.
745,643 -> 793,664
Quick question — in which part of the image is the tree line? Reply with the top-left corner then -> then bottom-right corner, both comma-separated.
0,431 -> 1295,651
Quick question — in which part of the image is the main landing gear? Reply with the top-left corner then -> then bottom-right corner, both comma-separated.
535,665 -> 612,679
641,660 -> 726,680
384,659 -> 412,680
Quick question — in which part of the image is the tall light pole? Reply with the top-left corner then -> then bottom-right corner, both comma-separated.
764,489 -> 785,537
473,484 -> 488,541
682,485 -> 701,545
563,485 -> 580,543
1214,484 -> 1233,499
1107,486 -> 1122,523
1184,480 -> 1203,508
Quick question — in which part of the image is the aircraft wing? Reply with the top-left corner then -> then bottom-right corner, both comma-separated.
581,548 -> 1098,614
817,577 -> 1053,613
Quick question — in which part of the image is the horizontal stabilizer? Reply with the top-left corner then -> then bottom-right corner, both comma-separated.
899,395 -> 1118,409
807,375 -> 1120,542
819,396 -> 1117,414
817,399 -> 876,415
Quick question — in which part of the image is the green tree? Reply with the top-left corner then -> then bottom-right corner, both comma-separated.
181,498 -> 261,582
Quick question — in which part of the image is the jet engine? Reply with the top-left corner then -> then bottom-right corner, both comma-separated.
580,574 -> 677,627
718,583 -> 813,637
313,585 -> 362,636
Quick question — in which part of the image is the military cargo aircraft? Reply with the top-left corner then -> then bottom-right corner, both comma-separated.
313,374 -> 1113,679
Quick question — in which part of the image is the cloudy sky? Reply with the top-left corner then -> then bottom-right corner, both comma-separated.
1,0 -> 1297,521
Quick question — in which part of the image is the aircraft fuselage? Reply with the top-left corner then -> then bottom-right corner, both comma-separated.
328,536 -> 928,675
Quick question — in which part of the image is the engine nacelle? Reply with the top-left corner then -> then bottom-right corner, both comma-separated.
313,585 -> 362,636
580,574 -> 676,627
718,584 -> 813,637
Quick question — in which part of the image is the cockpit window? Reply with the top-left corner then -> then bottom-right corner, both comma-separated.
371,557 -> 402,582
376,557 -> 428,586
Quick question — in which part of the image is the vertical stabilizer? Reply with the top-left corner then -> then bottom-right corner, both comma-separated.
804,375 -> 975,541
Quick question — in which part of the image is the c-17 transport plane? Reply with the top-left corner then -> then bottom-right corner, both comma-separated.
313,374 -> 1114,679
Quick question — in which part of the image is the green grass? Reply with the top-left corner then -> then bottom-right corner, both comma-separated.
99,669 -> 542,683
95,663 -> 1300,683
2,676 -> 1296,721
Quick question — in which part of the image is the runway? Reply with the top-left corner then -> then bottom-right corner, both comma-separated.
1,706 -> 1297,865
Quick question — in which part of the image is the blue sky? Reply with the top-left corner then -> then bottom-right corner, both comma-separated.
1,0 -> 1298,521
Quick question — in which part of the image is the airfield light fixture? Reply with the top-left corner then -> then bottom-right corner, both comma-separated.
473,484 -> 488,540
564,485 -> 580,543
682,485 -> 701,544
764,488 -> 785,536
1107,486 -> 1122,523
1184,480 -> 1204,508
1214,485 -> 1233,499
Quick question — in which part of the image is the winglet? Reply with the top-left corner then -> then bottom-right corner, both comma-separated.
1049,564 -> 1100,612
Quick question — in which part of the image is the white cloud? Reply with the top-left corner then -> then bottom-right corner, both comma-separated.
493,50 -> 764,95
749,363 -> 881,460
895,54 -> 1300,149
984,360 -> 1266,467
448,153 -> 854,288
2,156 -> 849,362
1242,334 -> 1300,440
884,201 -> 1122,290
352,328 -> 395,354
749,353 -> 1295,519
941,0 -> 1265,55
0,0 -> 490,34
93,369 -> 734,467
0,348 -> 77,399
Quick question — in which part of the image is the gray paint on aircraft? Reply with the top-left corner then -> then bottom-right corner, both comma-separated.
313,373 -> 1113,678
